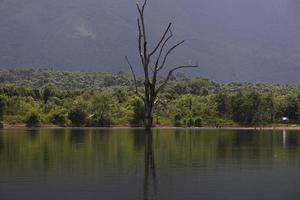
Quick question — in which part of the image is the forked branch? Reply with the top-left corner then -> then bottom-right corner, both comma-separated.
158,40 -> 185,71
149,23 -> 172,58
154,29 -> 173,69
140,0 -> 148,13
125,56 -> 144,100
152,29 -> 173,87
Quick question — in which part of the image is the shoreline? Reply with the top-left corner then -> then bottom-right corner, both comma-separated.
1,123 -> 300,130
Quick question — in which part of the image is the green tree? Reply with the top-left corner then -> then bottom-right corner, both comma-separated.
0,95 -> 8,121
194,118 -> 202,127
231,93 -> 261,125
258,94 -> 275,123
49,109 -> 67,126
68,106 -> 87,126
89,91 -> 119,127
275,94 -> 300,122
215,93 -> 232,117
167,94 -> 218,126
43,85 -> 60,103
284,94 -> 299,121
25,110 -> 41,127
128,96 -> 145,126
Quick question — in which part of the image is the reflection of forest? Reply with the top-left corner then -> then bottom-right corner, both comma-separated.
0,129 -> 299,175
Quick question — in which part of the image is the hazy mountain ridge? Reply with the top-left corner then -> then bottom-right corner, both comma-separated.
0,0 -> 299,83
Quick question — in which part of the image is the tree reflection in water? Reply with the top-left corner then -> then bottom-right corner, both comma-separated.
143,131 -> 157,200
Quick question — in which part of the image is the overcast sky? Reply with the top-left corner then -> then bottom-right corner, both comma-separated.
0,0 -> 299,83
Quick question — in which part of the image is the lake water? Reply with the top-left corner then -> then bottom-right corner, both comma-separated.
0,129 -> 299,200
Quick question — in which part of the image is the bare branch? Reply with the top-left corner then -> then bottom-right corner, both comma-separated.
155,65 -> 199,95
136,1 -> 153,107
158,40 -> 185,71
151,29 -> 173,91
125,56 -> 144,100
136,3 -> 142,16
149,23 -> 172,57
137,19 -> 144,65
136,2 -> 147,42
136,5 -> 146,46
141,0 -> 148,12
136,2 -> 148,75
155,29 -> 173,69
136,0 -> 148,12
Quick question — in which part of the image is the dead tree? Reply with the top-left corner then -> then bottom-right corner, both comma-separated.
126,0 -> 198,130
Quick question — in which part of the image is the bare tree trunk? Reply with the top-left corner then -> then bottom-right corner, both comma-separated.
125,0 -> 198,130
143,131 -> 157,199
144,101 -> 153,130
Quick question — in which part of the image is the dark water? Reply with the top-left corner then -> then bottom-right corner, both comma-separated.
0,129 -> 299,200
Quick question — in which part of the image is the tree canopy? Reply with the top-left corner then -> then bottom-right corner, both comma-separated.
0,69 -> 299,127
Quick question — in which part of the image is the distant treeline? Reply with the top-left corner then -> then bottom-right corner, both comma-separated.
0,68 -> 299,127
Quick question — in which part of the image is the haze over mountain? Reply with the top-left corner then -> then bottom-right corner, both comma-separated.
0,0 -> 299,83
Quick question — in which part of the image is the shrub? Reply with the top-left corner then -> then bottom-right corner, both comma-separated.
0,95 -> 8,121
25,111 -> 41,127
68,107 -> 87,126
187,118 -> 194,127
174,114 -> 181,127
49,109 -> 67,126
4,115 -> 24,124
128,97 -> 145,126
89,91 -> 119,127
88,115 -> 112,127
194,118 -> 202,127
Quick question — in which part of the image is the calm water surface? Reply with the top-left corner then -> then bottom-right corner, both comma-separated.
0,129 -> 299,200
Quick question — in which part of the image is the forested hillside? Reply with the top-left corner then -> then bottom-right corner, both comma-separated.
1,69 -> 300,94
0,68 -> 299,127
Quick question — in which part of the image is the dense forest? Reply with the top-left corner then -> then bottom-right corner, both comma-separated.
0,68 -> 299,127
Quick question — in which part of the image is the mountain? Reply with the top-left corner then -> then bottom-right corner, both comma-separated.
0,0 -> 299,83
